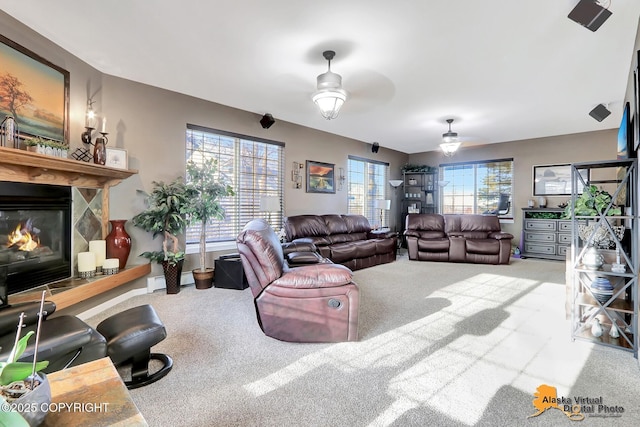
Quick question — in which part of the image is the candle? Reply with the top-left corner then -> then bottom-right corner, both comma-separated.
77,252 -> 96,272
616,246 -> 621,265
101,117 -> 107,133
103,258 -> 120,269
89,240 -> 106,267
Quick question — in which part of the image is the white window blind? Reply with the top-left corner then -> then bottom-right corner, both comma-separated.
347,156 -> 389,227
185,125 -> 284,245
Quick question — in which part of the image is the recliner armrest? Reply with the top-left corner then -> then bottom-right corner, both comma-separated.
282,241 -> 318,255
271,264 -> 353,289
489,232 -> 514,240
0,301 -> 56,336
368,230 -> 396,239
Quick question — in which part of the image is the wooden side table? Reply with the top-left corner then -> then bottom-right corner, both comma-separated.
42,357 -> 147,426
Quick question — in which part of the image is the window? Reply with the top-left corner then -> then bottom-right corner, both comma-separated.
347,156 -> 389,227
439,159 -> 513,217
185,125 -> 284,249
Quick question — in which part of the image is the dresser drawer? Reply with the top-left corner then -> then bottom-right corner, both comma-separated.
558,221 -> 572,232
557,245 -> 569,256
524,243 -> 556,255
524,220 -> 555,231
557,233 -> 571,244
524,231 -> 555,243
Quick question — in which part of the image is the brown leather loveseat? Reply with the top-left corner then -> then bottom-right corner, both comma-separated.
284,214 -> 397,270
404,213 -> 514,264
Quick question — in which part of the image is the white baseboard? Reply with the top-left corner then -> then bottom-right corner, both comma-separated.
146,272 -> 194,293
77,288 -> 148,321
76,272 -> 195,321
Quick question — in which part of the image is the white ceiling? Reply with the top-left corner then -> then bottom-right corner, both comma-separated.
2,1 -> 639,154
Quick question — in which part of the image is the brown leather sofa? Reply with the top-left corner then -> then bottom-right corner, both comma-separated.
236,218 -> 359,342
284,214 -> 397,270
404,213 -> 514,264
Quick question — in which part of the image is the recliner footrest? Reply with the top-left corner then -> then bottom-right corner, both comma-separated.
97,304 -> 172,389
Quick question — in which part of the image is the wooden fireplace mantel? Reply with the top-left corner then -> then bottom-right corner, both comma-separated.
0,146 -> 138,236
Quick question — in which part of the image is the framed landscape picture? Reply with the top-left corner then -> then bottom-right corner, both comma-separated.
105,147 -> 128,170
0,34 -> 69,143
306,160 -> 335,193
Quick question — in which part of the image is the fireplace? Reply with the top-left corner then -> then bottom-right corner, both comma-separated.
0,182 -> 72,305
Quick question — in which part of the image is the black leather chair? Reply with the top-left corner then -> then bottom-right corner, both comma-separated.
0,301 -> 107,372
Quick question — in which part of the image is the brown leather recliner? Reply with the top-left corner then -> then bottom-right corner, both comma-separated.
236,219 -> 359,343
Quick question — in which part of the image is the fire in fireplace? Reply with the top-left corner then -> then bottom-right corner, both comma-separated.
0,182 -> 72,305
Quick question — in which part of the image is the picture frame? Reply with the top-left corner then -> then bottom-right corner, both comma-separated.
105,147 -> 128,170
533,164 -> 588,196
617,102 -> 631,160
306,160 -> 335,193
634,50 -> 640,151
0,34 -> 70,143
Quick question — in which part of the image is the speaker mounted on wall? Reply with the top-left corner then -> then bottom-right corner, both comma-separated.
372,142 -> 380,153
589,104 -> 611,122
260,113 -> 276,129
568,0 -> 612,32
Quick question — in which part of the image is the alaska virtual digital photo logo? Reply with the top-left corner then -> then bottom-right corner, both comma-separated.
528,384 -> 625,421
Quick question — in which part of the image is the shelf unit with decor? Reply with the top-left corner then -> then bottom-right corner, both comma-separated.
569,159 -> 638,358
400,170 -> 438,241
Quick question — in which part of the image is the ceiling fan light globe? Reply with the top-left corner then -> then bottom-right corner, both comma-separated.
440,141 -> 461,156
312,89 -> 347,120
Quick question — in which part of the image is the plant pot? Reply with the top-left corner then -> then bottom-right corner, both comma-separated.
0,373 -> 51,426
192,268 -> 214,289
162,260 -> 184,294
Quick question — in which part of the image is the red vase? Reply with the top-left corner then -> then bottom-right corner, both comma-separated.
106,219 -> 131,269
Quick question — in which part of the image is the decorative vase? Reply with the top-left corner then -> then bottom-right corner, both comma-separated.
93,137 -> 106,165
582,246 -> 604,270
609,322 -> 620,338
590,318 -> 603,338
105,219 -> 132,270
163,260 -> 184,294
590,276 -> 614,305
193,268 -> 214,289
538,196 -> 547,208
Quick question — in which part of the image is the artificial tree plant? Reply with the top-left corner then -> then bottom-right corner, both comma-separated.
132,177 -> 191,294
184,158 -> 234,289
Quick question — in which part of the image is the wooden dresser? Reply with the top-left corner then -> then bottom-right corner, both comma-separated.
521,208 -> 571,261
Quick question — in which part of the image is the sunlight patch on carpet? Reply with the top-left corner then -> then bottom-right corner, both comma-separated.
243,272 -> 594,426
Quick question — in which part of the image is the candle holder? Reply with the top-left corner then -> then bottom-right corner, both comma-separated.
79,269 -> 96,279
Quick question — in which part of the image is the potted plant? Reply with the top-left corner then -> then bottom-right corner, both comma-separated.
563,185 -> 624,269
184,158 -> 234,289
0,313 -> 50,427
132,178 -> 191,294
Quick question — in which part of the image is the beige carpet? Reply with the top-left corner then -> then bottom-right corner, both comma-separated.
87,254 -> 640,426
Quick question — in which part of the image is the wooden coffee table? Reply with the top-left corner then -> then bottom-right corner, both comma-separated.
42,357 -> 147,426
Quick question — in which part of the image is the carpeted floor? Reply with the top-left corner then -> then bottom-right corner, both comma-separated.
87,254 -> 640,426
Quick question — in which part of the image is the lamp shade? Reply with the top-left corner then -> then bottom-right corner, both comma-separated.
259,196 -> 280,212
389,180 -> 403,188
375,199 -> 391,210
